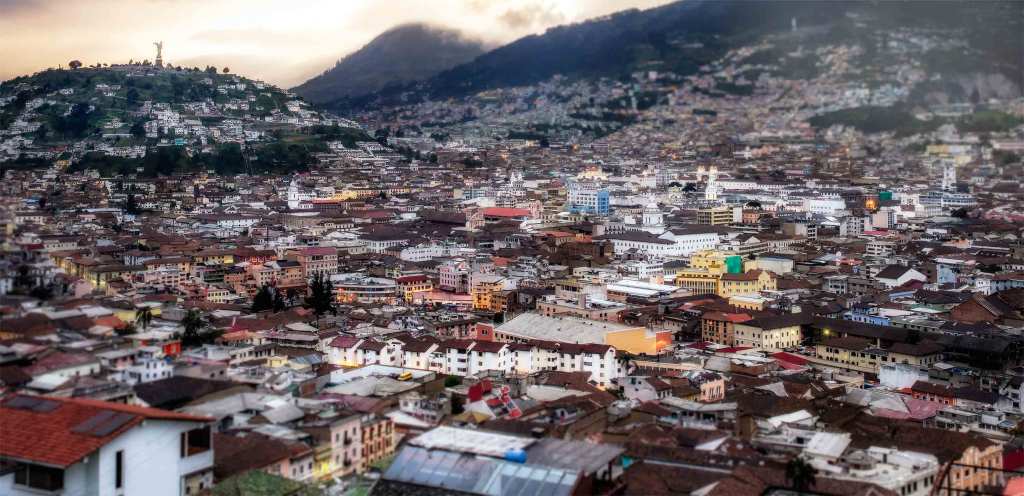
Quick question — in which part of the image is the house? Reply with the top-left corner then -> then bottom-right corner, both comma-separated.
213,432 -> 314,482
950,289 -> 1024,325
874,265 -> 927,289
0,395 -> 214,496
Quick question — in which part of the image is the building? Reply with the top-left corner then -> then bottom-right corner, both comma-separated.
331,274 -> 398,304
291,247 -> 338,278
732,314 -> 804,352
718,269 -> 778,297
696,206 -> 738,225
701,312 -> 752,346
566,180 -> 611,215
495,312 -> 671,355
0,395 -> 214,496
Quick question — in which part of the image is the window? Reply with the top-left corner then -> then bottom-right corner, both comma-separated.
115,450 -> 124,489
181,426 -> 212,457
14,463 -> 64,491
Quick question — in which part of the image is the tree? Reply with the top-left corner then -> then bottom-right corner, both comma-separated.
34,124 -> 48,142
125,193 -> 141,215
68,60 -> 83,70
135,307 -> 154,331
252,285 -> 275,312
304,272 -> 336,320
180,309 -> 207,347
785,458 -> 817,493
273,289 -> 286,313
14,265 -> 33,290
130,121 -> 146,139
222,67 -> 230,74
29,284 -> 53,301
450,395 -> 465,415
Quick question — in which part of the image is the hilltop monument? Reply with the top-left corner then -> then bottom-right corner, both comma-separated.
154,41 -> 164,68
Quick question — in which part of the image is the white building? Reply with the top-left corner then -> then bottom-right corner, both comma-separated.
599,228 -> 721,257
0,395 -> 214,496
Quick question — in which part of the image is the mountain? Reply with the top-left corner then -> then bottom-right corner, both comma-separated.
0,66 -> 368,175
292,23 -> 489,104
329,0 -> 1022,112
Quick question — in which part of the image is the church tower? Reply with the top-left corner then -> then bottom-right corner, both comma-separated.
705,166 -> 719,201
941,160 -> 957,192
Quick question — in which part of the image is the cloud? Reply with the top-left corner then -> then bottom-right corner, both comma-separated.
498,3 -> 567,30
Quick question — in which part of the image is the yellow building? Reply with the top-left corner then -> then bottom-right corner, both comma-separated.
696,206 -> 736,225
472,279 -> 509,313
192,249 -> 235,266
689,250 -> 729,271
397,275 -> 433,302
717,269 -> 777,298
815,337 -> 880,372
728,294 -> 767,311
674,269 -> 720,295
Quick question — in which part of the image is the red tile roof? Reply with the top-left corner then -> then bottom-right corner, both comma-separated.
0,395 -> 210,467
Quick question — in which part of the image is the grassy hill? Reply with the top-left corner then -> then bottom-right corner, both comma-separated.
0,66 -> 369,176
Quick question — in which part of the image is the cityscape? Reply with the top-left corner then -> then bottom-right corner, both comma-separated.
0,1 -> 1023,495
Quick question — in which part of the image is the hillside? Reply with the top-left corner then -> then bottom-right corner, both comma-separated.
329,0 -> 1022,113
0,65 -> 369,175
293,23 -> 488,104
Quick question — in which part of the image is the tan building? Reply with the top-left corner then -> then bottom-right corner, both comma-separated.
733,314 -> 804,352
718,269 -> 777,297
696,206 -> 736,225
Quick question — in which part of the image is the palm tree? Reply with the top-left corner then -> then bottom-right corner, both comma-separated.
785,457 -> 817,493
135,307 -> 154,331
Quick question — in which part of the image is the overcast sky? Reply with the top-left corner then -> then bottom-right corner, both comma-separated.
0,0 -> 672,88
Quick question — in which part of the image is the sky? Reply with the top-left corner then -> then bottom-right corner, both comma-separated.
0,0 -> 673,88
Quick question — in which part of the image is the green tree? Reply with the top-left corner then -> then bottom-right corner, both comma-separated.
252,285 -> 275,312
273,289 -> 286,313
29,284 -> 53,301
14,265 -> 33,290
180,309 -> 207,347
450,395 -> 465,415
304,272 -> 336,320
135,307 -> 154,330
785,458 -> 817,493
130,121 -> 146,139
125,193 -> 141,214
